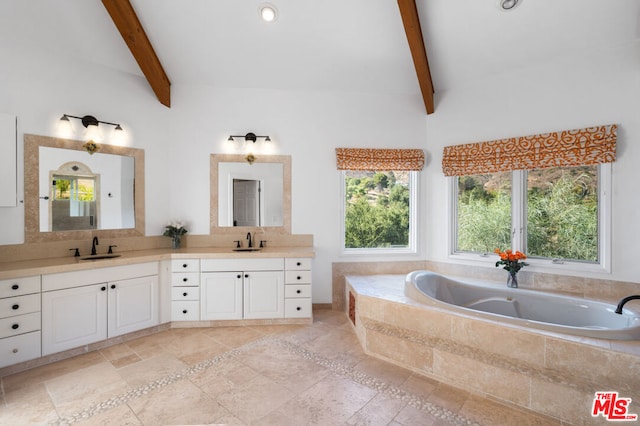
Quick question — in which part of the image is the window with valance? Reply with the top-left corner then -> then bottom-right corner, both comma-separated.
336,148 -> 424,253
442,124 -> 616,269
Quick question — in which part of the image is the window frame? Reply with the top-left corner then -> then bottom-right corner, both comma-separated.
341,170 -> 419,256
448,163 -> 612,274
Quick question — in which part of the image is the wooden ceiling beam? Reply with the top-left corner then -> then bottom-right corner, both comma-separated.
102,0 -> 171,107
397,0 -> 435,114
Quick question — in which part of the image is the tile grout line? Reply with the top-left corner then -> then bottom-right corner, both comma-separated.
48,336 -> 275,426
48,329 -> 479,426
274,338 -> 480,426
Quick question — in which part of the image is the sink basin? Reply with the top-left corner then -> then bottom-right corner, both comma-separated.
232,248 -> 262,252
80,254 -> 122,260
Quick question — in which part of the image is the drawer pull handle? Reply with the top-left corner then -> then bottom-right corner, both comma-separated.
296,262 -> 301,266
297,276 -> 301,280
296,290 -> 301,294
296,307 -> 301,311
11,284 -> 19,290
12,348 -> 18,354
11,324 -> 19,330
182,309 -> 188,314
183,292 -> 188,297
12,304 -> 19,310
183,278 -> 188,282
182,263 -> 188,268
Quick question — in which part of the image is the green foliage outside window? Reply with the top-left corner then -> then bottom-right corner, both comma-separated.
345,171 -> 410,249
456,166 -> 598,262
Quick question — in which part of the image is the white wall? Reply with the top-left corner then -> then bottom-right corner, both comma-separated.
0,45 -> 428,303
424,42 -> 640,283
2,39 -> 638,304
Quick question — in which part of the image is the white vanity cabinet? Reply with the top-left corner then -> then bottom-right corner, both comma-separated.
0,275 -> 42,368
41,262 -> 159,356
284,258 -> 312,318
200,258 -> 284,320
170,259 -> 200,321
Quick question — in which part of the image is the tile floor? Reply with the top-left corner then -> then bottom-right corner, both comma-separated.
0,308 -> 561,425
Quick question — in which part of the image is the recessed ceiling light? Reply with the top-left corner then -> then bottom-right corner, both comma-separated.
498,0 -> 520,11
259,3 -> 278,22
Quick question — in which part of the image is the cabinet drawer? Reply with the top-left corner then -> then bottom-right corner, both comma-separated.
171,301 -> 199,321
0,331 -> 41,368
284,299 -> 312,318
0,312 -> 41,338
171,273 -> 200,287
42,262 -> 158,291
285,258 -> 312,271
171,287 -> 199,301
285,284 -> 311,298
285,270 -> 312,284
0,293 -> 40,318
201,258 -> 284,272
171,259 -> 200,273
0,276 -> 41,298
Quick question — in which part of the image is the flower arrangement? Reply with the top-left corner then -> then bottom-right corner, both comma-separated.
494,248 -> 528,274
163,221 -> 188,249
163,221 -> 188,238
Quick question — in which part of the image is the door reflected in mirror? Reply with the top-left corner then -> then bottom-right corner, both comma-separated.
218,162 -> 283,227
211,154 -> 291,233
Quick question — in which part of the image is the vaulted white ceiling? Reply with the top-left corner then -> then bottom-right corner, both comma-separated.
2,0 -> 639,103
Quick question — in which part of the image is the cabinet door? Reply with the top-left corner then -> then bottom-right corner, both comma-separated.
42,284 -> 107,356
201,272 -> 242,320
108,275 -> 159,338
244,271 -> 284,319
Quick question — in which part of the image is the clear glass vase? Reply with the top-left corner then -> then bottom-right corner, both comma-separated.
171,235 -> 181,249
507,271 -> 518,288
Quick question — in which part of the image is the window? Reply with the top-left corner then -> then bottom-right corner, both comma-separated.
453,164 -> 610,268
343,170 -> 417,253
444,124 -> 616,271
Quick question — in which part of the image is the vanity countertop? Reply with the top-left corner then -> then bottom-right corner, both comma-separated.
0,246 -> 315,279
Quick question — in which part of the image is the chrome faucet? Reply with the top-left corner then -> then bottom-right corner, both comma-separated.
91,236 -> 99,256
614,295 -> 640,314
246,232 -> 253,248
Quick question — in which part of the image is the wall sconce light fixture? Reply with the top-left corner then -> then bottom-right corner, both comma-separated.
227,132 -> 271,143
59,114 -> 124,154
227,132 -> 271,164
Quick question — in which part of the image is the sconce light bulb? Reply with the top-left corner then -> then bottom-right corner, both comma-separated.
57,115 -> 74,138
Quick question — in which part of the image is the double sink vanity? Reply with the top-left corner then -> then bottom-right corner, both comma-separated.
0,246 -> 314,373
0,134 -> 313,375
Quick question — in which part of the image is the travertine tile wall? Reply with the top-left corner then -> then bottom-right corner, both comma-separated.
348,279 -> 640,424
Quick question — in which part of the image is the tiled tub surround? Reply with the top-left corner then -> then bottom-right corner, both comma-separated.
332,260 -> 640,311
346,274 -> 640,425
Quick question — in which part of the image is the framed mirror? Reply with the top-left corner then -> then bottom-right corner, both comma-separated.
211,154 -> 291,234
24,134 -> 145,243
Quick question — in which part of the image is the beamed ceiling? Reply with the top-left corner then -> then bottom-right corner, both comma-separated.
1,0 -> 638,114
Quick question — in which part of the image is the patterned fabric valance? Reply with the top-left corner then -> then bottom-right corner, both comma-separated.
441,124 -> 617,176
336,148 -> 425,171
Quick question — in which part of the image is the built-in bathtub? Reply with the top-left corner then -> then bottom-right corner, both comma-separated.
405,270 -> 640,340
345,273 -> 640,423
